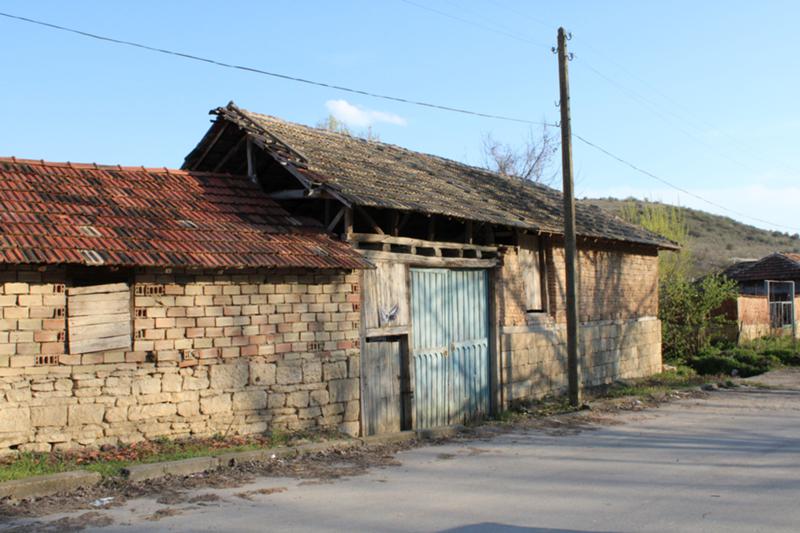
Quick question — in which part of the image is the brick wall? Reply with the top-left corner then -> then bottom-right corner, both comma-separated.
496,240 -> 662,404
497,241 -> 659,327
733,294 -> 800,342
0,266 -> 361,453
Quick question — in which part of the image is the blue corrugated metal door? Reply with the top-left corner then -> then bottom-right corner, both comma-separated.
411,268 -> 489,429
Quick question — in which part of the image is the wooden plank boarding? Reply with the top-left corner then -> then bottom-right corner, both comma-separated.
69,321 -> 130,342
360,250 -> 496,269
362,262 -> 409,332
67,283 -> 129,296
68,312 -> 130,328
68,299 -> 129,317
518,234 -> 543,311
69,335 -> 131,355
68,283 -> 132,353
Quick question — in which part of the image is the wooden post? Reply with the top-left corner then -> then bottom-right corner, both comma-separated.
557,27 -> 581,407
792,281 -> 797,349
246,138 -> 257,183
344,207 -> 354,240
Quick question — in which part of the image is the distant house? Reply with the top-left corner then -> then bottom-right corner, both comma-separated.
184,102 -> 677,436
720,252 -> 800,341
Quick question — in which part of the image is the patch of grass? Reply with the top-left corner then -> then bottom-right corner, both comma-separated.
602,366 -> 706,399
0,429 -> 340,482
0,453 -> 75,482
493,396 -> 579,424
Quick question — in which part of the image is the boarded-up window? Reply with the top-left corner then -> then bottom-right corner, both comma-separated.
518,234 -> 546,312
67,283 -> 132,354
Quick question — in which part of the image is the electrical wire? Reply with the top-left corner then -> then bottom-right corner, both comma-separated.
483,0 -> 800,177
572,133 -> 800,232
575,59 -> 764,175
0,11 -> 555,127
1,10 -> 796,232
397,0 -> 550,48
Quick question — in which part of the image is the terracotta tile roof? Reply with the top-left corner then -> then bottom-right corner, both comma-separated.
191,102 -> 677,250
721,252 -> 800,282
0,157 -> 368,270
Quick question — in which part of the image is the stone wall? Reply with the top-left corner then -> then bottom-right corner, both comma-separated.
0,266 -> 360,453
500,317 -> 662,402
496,240 -> 662,404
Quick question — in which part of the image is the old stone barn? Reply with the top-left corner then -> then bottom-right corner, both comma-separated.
0,157 -> 367,453
184,102 -> 676,436
0,105 -> 675,452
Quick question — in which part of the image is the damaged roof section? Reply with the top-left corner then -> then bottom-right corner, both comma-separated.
185,102 -> 678,250
0,157 -> 368,270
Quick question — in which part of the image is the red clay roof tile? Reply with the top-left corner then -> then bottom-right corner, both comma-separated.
0,157 -> 367,270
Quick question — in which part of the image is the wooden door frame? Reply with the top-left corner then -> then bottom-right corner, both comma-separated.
358,260 -> 500,434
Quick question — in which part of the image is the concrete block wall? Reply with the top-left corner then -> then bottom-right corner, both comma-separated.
0,266 -> 361,453
501,317 -> 662,402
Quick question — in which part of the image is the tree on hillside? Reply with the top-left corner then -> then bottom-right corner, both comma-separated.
621,201 -> 691,281
481,125 -> 558,185
620,200 -> 738,361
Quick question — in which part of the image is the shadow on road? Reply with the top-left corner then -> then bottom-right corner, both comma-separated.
438,524 -> 615,533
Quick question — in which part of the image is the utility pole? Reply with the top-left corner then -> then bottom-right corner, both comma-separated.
556,27 -> 581,406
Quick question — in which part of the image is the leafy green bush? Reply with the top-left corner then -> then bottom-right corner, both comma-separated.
748,336 -> 800,366
690,351 -> 769,377
686,336 -> 798,377
660,274 -> 739,361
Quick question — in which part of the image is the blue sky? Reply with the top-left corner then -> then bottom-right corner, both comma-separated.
1,1 -> 799,232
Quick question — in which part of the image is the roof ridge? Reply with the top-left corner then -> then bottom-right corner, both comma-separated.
0,156 -> 248,179
229,105 -> 561,194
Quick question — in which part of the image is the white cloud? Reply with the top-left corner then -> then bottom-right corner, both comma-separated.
579,184 -> 800,233
325,99 -> 407,128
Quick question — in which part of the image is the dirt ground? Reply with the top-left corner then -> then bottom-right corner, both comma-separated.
0,384 -> 713,532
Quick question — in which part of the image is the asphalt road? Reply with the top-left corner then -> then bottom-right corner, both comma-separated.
15,371 -> 800,532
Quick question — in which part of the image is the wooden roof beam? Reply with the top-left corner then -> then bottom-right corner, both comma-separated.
212,134 -> 246,173
189,122 -> 229,170
355,206 -> 384,235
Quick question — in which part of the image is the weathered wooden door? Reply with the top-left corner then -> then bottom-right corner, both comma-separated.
411,269 -> 490,429
361,339 -> 403,435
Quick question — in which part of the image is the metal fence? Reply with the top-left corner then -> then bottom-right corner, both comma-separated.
769,301 -> 794,329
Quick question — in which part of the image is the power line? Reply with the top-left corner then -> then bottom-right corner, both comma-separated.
572,133 -> 800,232
2,10 -> 794,232
482,0 -> 800,178
397,0 -> 550,48
0,11 -> 555,127
574,59 -> 764,175
574,47 -> 800,178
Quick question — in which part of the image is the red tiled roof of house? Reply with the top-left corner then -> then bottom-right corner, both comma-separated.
0,157 -> 368,270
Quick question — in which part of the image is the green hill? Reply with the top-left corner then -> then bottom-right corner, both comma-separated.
586,198 -> 800,277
